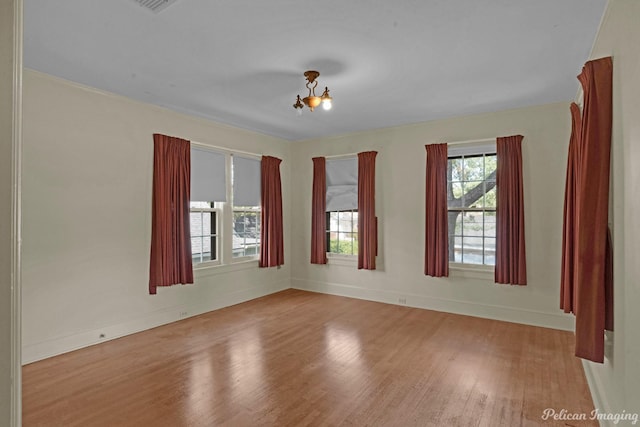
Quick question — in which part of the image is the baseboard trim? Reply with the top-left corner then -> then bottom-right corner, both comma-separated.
582,360 -> 613,427
22,280 -> 289,364
291,277 -> 574,331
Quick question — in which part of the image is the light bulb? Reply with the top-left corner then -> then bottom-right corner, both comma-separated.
296,108 -> 303,117
322,99 -> 332,111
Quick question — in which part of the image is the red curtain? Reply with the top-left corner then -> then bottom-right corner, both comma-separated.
424,143 -> 449,277
495,135 -> 527,285
149,134 -> 193,295
572,56 -> 613,363
357,151 -> 377,270
311,157 -> 327,264
560,103 -> 582,313
260,156 -> 284,268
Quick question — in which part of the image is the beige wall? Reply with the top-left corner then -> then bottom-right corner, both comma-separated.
21,70 -> 291,363
20,1 -> 639,418
580,0 -> 640,419
290,102 -> 574,330
0,0 -> 21,424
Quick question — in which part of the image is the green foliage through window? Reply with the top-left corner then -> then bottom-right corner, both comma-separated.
326,210 -> 358,256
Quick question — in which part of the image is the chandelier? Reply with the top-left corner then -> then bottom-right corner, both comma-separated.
293,70 -> 333,113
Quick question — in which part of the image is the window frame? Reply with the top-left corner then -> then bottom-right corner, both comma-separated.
326,209 -> 359,257
447,147 -> 497,270
189,143 -> 262,270
232,205 -> 261,261
189,202 -> 222,268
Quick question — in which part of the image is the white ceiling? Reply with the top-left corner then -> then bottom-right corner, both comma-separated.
24,0 -> 607,141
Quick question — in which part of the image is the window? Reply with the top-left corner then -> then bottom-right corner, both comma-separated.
190,146 -> 226,266
190,202 -> 220,264
232,155 -> 261,260
447,150 -> 497,266
233,206 -> 260,257
326,210 -> 358,255
325,157 -> 358,256
189,145 -> 262,267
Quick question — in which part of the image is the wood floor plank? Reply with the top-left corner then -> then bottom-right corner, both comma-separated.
22,289 -> 596,426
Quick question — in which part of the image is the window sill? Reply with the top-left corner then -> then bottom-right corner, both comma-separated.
194,259 -> 259,278
449,262 -> 494,280
326,254 -> 358,267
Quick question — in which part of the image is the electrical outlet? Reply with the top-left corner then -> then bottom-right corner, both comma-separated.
398,297 -> 407,305
179,311 -> 188,318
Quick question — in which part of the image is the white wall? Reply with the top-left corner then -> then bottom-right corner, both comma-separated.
290,102 -> 575,331
21,70 -> 291,363
580,0 -> 640,420
1,0 -> 21,425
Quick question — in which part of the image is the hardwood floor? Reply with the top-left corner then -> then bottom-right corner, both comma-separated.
23,289 -> 596,426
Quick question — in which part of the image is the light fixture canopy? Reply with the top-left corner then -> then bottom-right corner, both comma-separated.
293,70 -> 333,113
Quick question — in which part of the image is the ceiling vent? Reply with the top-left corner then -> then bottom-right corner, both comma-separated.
133,0 -> 179,13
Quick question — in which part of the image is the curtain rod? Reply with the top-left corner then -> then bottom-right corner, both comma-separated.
190,140 -> 262,159
446,137 -> 496,146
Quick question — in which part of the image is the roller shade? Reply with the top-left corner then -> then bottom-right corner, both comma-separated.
233,155 -> 261,207
326,157 -> 358,212
447,141 -> 496,157
190,146 -> 226,202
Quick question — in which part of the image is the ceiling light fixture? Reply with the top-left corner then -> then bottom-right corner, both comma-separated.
293,70 -> 332,115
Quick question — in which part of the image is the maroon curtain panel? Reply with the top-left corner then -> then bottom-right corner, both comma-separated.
260,156 -> 284,268
573,56 -> 613,363
311,157 -> 327,264
560,103 -> 582,313
149,134 -> 194,295
357,151 -> 377,270
424,144 -> 449,277
495,135 -> 527,285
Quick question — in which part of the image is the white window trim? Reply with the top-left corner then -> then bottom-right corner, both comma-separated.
447,139 -> 497,269
326,209 -> 359,257
189,204 -> 221,267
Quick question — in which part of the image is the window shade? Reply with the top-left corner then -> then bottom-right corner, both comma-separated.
326,157 -> 358,212
233,155 -> 261,207
447,141 -> 496,157
190,147 -> 226,202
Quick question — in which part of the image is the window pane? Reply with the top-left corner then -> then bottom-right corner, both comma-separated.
448,182 -> 462,203
462,237 -> 483,265
484,155 -> 497,179
479,186 -> 496,209
462,212 -> 483,237
330,212 -> 339,231
191,237 -> 202,263
462,181 -> 482,206
452,212 -> 462,235
190,212 -> 203,236
201,212 -> 211,235
339,211 -> 354,232
326,210 -> 358,255
453,236 -> 462,262
463,156 -> 484,181
448,158 -> 463,182
484,211 -> 496,237
232,209 -> 260,258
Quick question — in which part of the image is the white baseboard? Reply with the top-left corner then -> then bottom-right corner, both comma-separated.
22,280 -> 289,364
291,277 -> 575,331
582,360 -> 613,427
